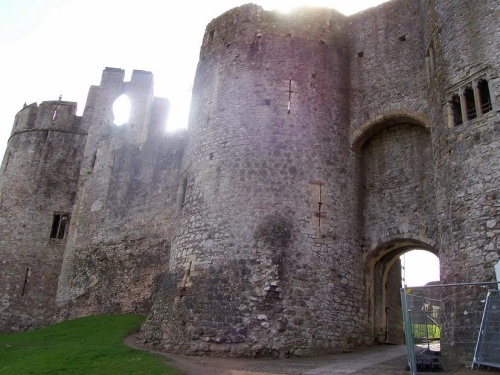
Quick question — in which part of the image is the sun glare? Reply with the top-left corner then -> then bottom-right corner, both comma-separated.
258,0 -> 340,13
256,0 -> 390,15
112,94 -> 131,126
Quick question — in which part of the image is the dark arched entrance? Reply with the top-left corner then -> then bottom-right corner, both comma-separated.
366,237 -> 437,344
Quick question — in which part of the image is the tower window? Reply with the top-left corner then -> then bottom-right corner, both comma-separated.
478,79 -> 492,114
178,177 -> 188,210
463,86 -> 477,120
425,44 -> 436,80
50,212 -> 69,239
450,94 -> 463,126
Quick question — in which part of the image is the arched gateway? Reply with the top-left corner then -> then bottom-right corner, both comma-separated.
1,0 -> 498,362
353,111 -> 438,345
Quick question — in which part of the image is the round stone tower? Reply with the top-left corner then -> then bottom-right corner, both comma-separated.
142,4 -> 369,357
424,0 -> 500,359
0,100 -> 87,331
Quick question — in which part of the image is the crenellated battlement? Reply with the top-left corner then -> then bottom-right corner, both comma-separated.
10,100 -> 83,139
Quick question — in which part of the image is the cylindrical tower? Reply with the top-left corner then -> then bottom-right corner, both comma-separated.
424,0 -> 499,360
142,5 -> 369,356
0,100 -> 87,331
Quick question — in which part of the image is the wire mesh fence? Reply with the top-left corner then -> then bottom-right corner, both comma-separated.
472,289 -> 500,369
401,282 -> 499,374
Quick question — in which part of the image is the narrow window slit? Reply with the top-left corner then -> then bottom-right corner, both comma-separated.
178,177 -> 188,209
21,268 -> 30,296
425,45 -> 435,76
286,79 -> 294,114
90,152 -> 97,170
318,184 -> 323,228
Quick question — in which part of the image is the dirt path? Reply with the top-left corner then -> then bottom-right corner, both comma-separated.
123,333 -> 263,375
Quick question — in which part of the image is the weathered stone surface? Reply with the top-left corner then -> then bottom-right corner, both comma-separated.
0,0 -> 498,361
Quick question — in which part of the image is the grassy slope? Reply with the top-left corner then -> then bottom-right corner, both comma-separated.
0,314 -> 179,375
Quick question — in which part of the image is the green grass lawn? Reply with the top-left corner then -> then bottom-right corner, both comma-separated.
0,314 -> 180,375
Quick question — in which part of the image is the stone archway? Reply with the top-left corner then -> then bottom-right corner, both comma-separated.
365,237 -> 437,344
351,110 -> 430,152
352,110 -> 439,345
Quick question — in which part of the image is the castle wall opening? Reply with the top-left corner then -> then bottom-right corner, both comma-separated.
112,94 -> 131,126
49,212 -> 69,239
356,114 -> 439,346
368,240 -> 438,345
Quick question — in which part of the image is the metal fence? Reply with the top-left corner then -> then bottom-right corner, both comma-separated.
472,289 -> 500,369
401,282 -> 499,374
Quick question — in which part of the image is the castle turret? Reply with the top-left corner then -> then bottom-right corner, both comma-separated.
141,4 -> 369,356
0,100 -> 87,331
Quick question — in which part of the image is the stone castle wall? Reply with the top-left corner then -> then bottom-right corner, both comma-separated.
348,0 -> 438,253
0,0 -> 498,361
423,0 -> 500,358
56,69 -> 186,318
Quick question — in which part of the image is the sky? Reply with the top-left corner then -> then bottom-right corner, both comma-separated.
0,0 -> 441,286
0,0 -> 390,158
401,250 -> 440,287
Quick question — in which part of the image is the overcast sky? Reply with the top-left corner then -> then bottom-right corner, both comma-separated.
0,0 -> 440,285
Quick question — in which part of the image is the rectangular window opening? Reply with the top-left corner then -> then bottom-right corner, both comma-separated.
450,94 -> 463,126
50,212 -> 69,239
478,79 -> 492,114
464,87 -> 477,120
